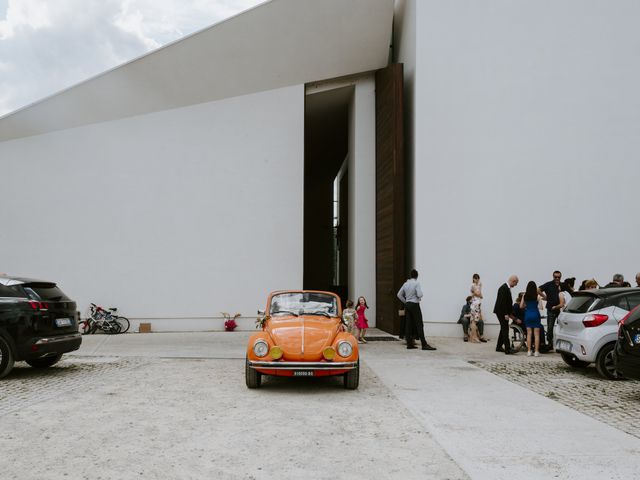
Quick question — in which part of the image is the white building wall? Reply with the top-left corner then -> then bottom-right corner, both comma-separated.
0,85 -> 304,330
349,77 -> 377,326
402,0 -> 640,336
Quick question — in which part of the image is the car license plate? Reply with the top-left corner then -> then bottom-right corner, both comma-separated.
293,371 -> 314,377
634,334 -> 640,345
556,340 -> 572,352
55,318 -> 72,327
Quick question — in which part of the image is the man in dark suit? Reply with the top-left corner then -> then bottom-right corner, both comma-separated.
493,275 -> 519,354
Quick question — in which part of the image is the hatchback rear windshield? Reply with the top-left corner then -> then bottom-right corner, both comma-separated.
21,283 -> 70,302
565,295 -> 600,314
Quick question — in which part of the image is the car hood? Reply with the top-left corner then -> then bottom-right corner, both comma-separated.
267,316 -> 339,359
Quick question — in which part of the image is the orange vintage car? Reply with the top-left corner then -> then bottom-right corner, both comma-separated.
245,290 -> 359,389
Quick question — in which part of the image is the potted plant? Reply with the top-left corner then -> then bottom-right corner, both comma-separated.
221,312 -> 241,331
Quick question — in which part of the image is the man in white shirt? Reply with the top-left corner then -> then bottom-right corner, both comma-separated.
397,269 -> 436,351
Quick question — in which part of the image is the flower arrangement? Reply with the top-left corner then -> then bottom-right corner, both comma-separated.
256,314 -> 270,329
221,312 -> 241,331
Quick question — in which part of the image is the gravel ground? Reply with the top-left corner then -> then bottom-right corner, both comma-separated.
0,356 -> 467,480
474,357 -> 640,439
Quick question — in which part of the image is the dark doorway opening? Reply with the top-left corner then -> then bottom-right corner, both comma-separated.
303,87 -> 352,303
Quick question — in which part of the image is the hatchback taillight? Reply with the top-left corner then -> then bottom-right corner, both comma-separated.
582,314 -> 608,328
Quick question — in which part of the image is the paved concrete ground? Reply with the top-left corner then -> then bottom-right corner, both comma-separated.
1,332 -> 639,479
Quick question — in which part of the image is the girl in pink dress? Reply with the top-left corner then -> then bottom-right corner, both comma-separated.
356,296 -> 370,343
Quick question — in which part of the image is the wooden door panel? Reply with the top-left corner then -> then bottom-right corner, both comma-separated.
375,64 -> 405,335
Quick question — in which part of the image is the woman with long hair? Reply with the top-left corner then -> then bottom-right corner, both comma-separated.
468,273 -> 483,343
355,296 -> 369,343
519,281 -> 545,357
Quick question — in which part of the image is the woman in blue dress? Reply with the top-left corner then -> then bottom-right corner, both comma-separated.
519,281 -> 546,357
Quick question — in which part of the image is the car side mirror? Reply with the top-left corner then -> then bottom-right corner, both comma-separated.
257,310 -> 265,316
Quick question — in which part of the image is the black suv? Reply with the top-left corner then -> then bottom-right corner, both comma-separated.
0,275 -> 81,378
614,305 -> 640,380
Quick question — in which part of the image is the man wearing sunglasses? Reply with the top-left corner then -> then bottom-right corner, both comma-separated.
539,270 -> 563,350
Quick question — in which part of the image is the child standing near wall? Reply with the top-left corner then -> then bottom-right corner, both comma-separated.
356,296 -> 370,343
342,300 -> 357,335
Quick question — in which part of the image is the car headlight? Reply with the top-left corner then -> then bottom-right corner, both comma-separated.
337,341 -> 353,358
253,340 -> 269,357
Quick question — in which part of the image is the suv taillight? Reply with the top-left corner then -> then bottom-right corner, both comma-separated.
582,314 -> 608,328
28,301 -> 49,311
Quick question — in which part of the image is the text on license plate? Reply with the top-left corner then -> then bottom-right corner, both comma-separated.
293,371 -> 314,377
55,318 -> 72,327
557,340 -> 572,352
634,334 -> 640,345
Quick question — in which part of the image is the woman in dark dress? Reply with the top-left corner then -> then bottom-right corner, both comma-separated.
519,281 -> 546,357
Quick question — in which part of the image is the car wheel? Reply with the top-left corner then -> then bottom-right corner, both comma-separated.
344,360 -> 359,390
0,336 -> 15,379
26,354 -> 63,369
596,343 -> 621,380
245,358 -> 261,388
560,352 -> 590,368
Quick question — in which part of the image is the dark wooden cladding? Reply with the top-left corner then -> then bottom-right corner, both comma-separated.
375,64 -> 405,335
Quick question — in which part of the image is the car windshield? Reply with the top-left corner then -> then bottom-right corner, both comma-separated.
269,292 -> 338,317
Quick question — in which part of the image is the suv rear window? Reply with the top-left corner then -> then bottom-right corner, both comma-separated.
0,284 -> 25,298
565,295 -> 600,313
21,283 -> 70,302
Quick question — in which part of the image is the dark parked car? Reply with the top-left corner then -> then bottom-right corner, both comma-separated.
0,275 -> 81,378
614,305 -> 640,380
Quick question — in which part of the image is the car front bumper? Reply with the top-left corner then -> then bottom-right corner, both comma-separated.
248,360 -> 357,370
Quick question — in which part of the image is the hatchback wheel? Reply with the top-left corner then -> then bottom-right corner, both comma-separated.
596,343 -> 621,380
0,336 -> 15,379
560,352 -> 590,368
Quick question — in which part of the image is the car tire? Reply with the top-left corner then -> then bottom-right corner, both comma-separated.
344,360 -> 359,390
26,354 -> 63,369
596,343 -> 621,380
0,336 -> 15,379
560,352 -> 590,368
245,358 -> 261,388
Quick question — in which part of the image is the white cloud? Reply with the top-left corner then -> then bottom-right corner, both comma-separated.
0,0 -> 263,116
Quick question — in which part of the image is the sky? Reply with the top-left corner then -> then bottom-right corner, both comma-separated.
0,0 -> 263,117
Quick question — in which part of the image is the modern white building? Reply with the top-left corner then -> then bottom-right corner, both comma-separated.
1,0 -> 639,335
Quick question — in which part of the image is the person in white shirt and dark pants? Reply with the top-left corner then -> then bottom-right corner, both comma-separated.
397,269 -> 436,351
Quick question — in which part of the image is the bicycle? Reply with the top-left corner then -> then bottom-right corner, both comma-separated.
79,303 -> 130,334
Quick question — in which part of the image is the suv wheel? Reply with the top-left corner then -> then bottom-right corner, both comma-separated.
0,336 -> 15,379
560,352 -> 590,368
596,343 -> 621,380
26,354 -> 63,369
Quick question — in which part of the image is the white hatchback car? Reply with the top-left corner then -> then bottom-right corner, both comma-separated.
555,288 -> 640,379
